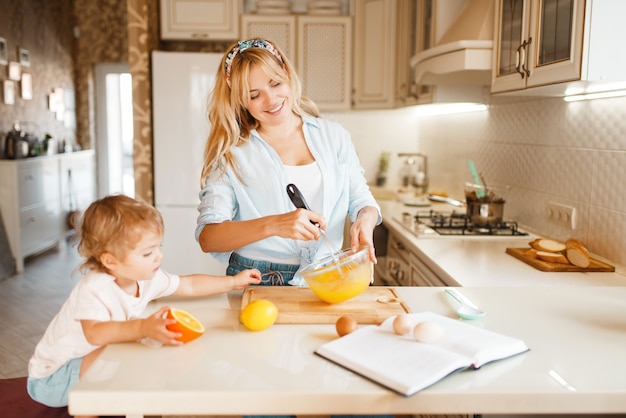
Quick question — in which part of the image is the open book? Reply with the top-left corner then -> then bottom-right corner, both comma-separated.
315,312 -> 529,396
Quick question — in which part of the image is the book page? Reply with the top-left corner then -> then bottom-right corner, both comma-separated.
315,312 -> 529,396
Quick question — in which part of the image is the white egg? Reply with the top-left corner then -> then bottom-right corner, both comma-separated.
413,321 -> 443,343
392,314 -> 413,335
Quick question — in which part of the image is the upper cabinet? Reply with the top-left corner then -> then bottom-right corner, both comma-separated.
240,15 -> 296,63
241,14 -> 352,111
352,0 -> 399,109
491,0 -> 626,95
352,0 -> 426,109
160,0 -> 240,40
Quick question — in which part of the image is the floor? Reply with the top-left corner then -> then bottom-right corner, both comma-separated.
0,240 -> 82,379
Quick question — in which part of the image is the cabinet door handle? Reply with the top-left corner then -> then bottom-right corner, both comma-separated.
516,38 -> 532,79
522,37 -> 532,78
515,43 -> 525,78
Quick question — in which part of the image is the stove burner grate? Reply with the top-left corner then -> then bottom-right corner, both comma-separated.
414,210 -> 528,236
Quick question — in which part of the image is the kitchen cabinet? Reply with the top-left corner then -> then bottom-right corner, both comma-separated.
59,151 -> 96,229
384,229 -> 451,287
0,158 -> 61,272
241,14 -> 352,111
353,0 -> 431,108
159,0 -> 240,40
240,15 -> 296,64
491,0 -> 626,95
352,0 -> 398,109
384,232 -> 412,286
410,248 -> 448,287
411,0 -> 436,105
0,151 -> 95,272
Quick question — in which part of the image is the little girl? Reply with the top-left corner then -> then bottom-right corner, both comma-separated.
27,194 -> 261,413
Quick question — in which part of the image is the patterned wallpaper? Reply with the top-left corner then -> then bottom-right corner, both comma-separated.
0,0 -> 76,152
0,0 -> 229,204
127,0 -> 158,204
0,0 -> 128,171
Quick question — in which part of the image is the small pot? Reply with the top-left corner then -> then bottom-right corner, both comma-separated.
466,201 -> 505,226
464,182 -> 509,226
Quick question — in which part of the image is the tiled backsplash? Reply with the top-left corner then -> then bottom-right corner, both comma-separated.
329,95 -> 626,267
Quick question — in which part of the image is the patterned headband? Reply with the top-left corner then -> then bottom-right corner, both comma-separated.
224,39 -> 284,87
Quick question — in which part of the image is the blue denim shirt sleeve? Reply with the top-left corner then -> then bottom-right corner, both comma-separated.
195,115 -> 381,266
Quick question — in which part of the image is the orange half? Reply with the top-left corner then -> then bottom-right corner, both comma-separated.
166,308 -> 205,343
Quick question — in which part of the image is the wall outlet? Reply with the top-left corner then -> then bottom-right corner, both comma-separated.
547,202 -> 576,229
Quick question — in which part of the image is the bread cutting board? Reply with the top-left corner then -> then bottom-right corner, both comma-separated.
506,247 -> 615,272
240,286 -> 410,324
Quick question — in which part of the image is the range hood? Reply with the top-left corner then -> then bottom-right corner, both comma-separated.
410,0 -> 494,86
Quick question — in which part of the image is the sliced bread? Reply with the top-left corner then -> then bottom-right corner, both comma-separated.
529,238 -> 566,253
565,238 -> 590,268
536,250 -> 571,265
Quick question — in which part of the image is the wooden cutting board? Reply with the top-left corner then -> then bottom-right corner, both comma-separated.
506,247 -> 615,272
240,286 -> 410,324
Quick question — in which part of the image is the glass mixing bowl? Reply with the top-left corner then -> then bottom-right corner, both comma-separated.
299,246 -> 372,304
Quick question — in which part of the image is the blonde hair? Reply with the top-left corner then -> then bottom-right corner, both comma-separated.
74,194 -> 164,273
200,39 -> 320,185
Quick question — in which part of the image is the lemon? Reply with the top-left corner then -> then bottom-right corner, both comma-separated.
239,299 -> 279,331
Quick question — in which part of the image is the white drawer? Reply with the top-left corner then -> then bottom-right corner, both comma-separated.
60,155 -> 96,195
18,162 -> 60,209
20,201 -> 62,256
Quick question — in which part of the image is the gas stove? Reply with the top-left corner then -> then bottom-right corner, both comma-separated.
396,209 -> 528,237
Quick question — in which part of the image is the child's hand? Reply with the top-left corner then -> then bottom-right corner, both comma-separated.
141,306 -> 184,346
232,268 -> 262,289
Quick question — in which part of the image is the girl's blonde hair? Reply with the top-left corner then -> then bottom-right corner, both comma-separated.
74,194 -> 164,273
200,39 -> 320,185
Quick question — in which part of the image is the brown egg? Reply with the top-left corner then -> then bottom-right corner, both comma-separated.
413,321 -> 443,343
392,314 -> 413,335
335,315 -> 358,337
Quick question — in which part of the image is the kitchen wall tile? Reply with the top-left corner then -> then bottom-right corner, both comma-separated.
536,98 -> 594,148
587,207 -> 626,266
324,107 -> 420,188
589,97 -> 626,150
591,150 -> 626,212
488,98 -> 540,145
409,95 -> 626,267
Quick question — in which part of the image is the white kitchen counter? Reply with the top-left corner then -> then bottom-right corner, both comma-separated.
69,287 -> 626,417
378,200 -> 626,287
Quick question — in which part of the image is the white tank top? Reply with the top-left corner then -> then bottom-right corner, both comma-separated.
284,161 -> 323,213
237,161 -> 323,263
285,161 -> 323,250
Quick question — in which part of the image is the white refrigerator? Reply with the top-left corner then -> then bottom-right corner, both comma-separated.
152,51 -> 225,275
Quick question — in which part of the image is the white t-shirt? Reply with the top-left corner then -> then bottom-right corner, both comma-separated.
28,269 -> 180,379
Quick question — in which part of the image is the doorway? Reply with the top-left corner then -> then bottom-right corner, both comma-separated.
94,63 -> 135,198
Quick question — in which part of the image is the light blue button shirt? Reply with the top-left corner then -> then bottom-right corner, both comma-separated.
195,115 -> 381,278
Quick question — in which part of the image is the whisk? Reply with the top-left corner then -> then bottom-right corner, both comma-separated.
286,183 -> 342,259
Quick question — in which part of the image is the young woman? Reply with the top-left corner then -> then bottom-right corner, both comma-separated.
196,39 -> 381,286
